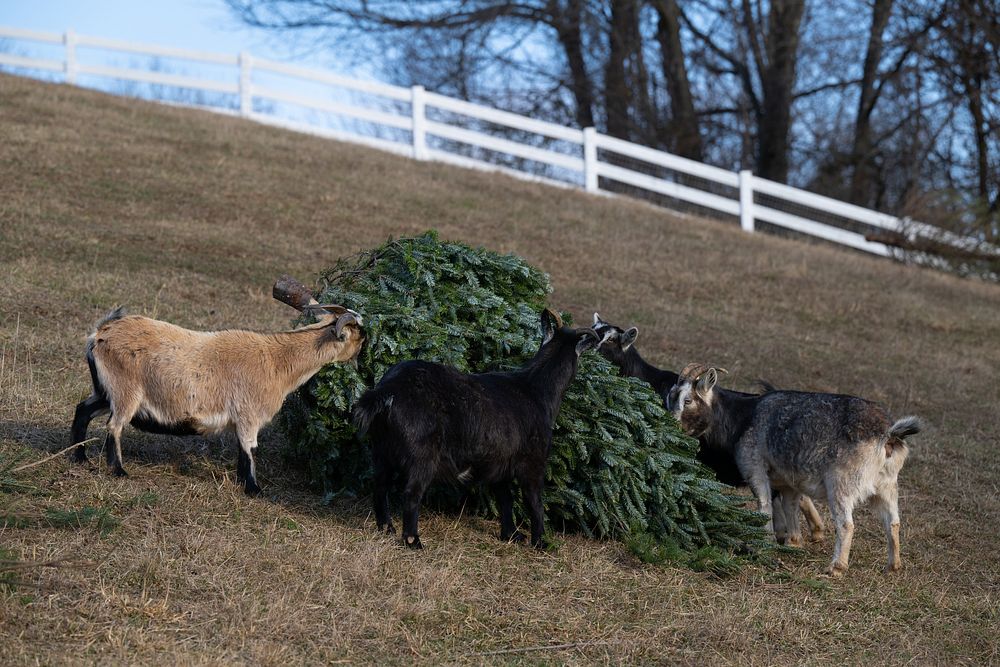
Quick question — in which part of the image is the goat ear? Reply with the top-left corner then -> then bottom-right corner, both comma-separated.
695,368 -> 718,397
575,330 -> 601,355
621,327 -> 639,350
541,309 -> 560,344
593,312 -> 602,326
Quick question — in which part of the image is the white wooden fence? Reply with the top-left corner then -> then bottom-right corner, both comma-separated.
0,26 -> 991,259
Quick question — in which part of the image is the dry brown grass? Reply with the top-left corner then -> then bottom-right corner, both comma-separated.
1,72 -> 999,665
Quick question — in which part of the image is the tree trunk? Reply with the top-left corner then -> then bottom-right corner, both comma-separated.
653,0 -> 702,160
604,0 -> 642,139
965,72 -> 990,205
849,0 -> 894,205
273,275 -> 318,310
755,0 -> 805,183
552,0 -> 595,128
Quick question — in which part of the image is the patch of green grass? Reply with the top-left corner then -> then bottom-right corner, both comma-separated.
44,507 -> 120,536
0,451 -> 39,495
797,577 -> 833,592
625,530 -> 687,566
686,545 -> 742,577
0,547 -> 19,592
0,513 -> 31,529
626,529 -> 746,577
128,491 -> 160,510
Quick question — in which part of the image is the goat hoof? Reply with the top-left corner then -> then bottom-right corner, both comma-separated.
531,538 -> 548,550
824,564 -> 848,578
112,467 -> 128,478
378,523 -> 396,535
502,530 -> 527,544
72,449 -> 89,464
810,530 -> 824,543
404,535 -> 423,550
786,534 -> 804,548
243,482 -> 262,496
884,562 -> 903,573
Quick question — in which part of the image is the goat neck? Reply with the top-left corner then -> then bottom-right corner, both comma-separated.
620,345 -> 679,396
699,389 -> 757,455
268,323 -> 362,379
518,330 -> 585,422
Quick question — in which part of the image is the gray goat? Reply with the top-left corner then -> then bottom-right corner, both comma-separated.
590,313 -> 824,544
667,363 -> 921,577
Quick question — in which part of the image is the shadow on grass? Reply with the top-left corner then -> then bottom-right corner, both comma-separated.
0,417 -> 373,524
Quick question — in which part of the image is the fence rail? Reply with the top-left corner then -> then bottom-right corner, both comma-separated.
0,25 -> 993,260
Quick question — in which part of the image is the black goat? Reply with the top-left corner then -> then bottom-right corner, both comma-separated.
667,363 -> 921,576
591,314 -> 677,398
353,309 -> 603,549
590,313 -> 824,544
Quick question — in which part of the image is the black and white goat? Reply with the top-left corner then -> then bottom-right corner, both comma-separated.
591,314 -> 824,544
353,309 -> 603,549
667,363 -> 921,576
71,299 -> 363,494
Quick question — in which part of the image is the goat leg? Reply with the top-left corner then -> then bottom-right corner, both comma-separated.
235,426 -> 262,496
772,492 -> 788,544
70,394 -> 109,464
825,490 -> 856,577
401,473 -> 429,549
800,496 -> 825,542
522,477 -> 547,549
780,490 -> 805,547
373,461 -> 395,534
493,481 -> 525,543
103,430 -> 127,478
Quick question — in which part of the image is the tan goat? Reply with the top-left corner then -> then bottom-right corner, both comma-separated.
71,305 -> 363,494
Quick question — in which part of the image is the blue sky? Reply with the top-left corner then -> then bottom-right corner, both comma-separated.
0,0 -> 345,70
0,1 -> 406,146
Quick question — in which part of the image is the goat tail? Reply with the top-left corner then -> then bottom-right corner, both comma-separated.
755,379 -> 778,394
889,416 -> 922,440
93,306 -> 127,333
84,307 -> 125,398
352,390 -> 392,440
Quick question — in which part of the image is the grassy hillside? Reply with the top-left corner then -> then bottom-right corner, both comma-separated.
1,72 -> 998,665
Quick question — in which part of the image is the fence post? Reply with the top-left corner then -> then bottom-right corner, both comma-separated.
238,51 -> 252,117
583,127 -> 598,193
64,29 -> 77,85
739,169 -> 755,232
411,85 -> 427,161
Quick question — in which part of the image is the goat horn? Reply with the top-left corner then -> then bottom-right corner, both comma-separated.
679,362 -> 711,381
334,312 -> 359,338
543,308 -> 564,329
680,363 -> 729,382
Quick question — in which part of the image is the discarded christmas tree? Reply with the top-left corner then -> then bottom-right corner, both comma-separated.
281,231 -> 768,568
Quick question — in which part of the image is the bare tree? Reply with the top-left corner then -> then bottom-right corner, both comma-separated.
653,0 -> 702,159
225,0 -> 1000,227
